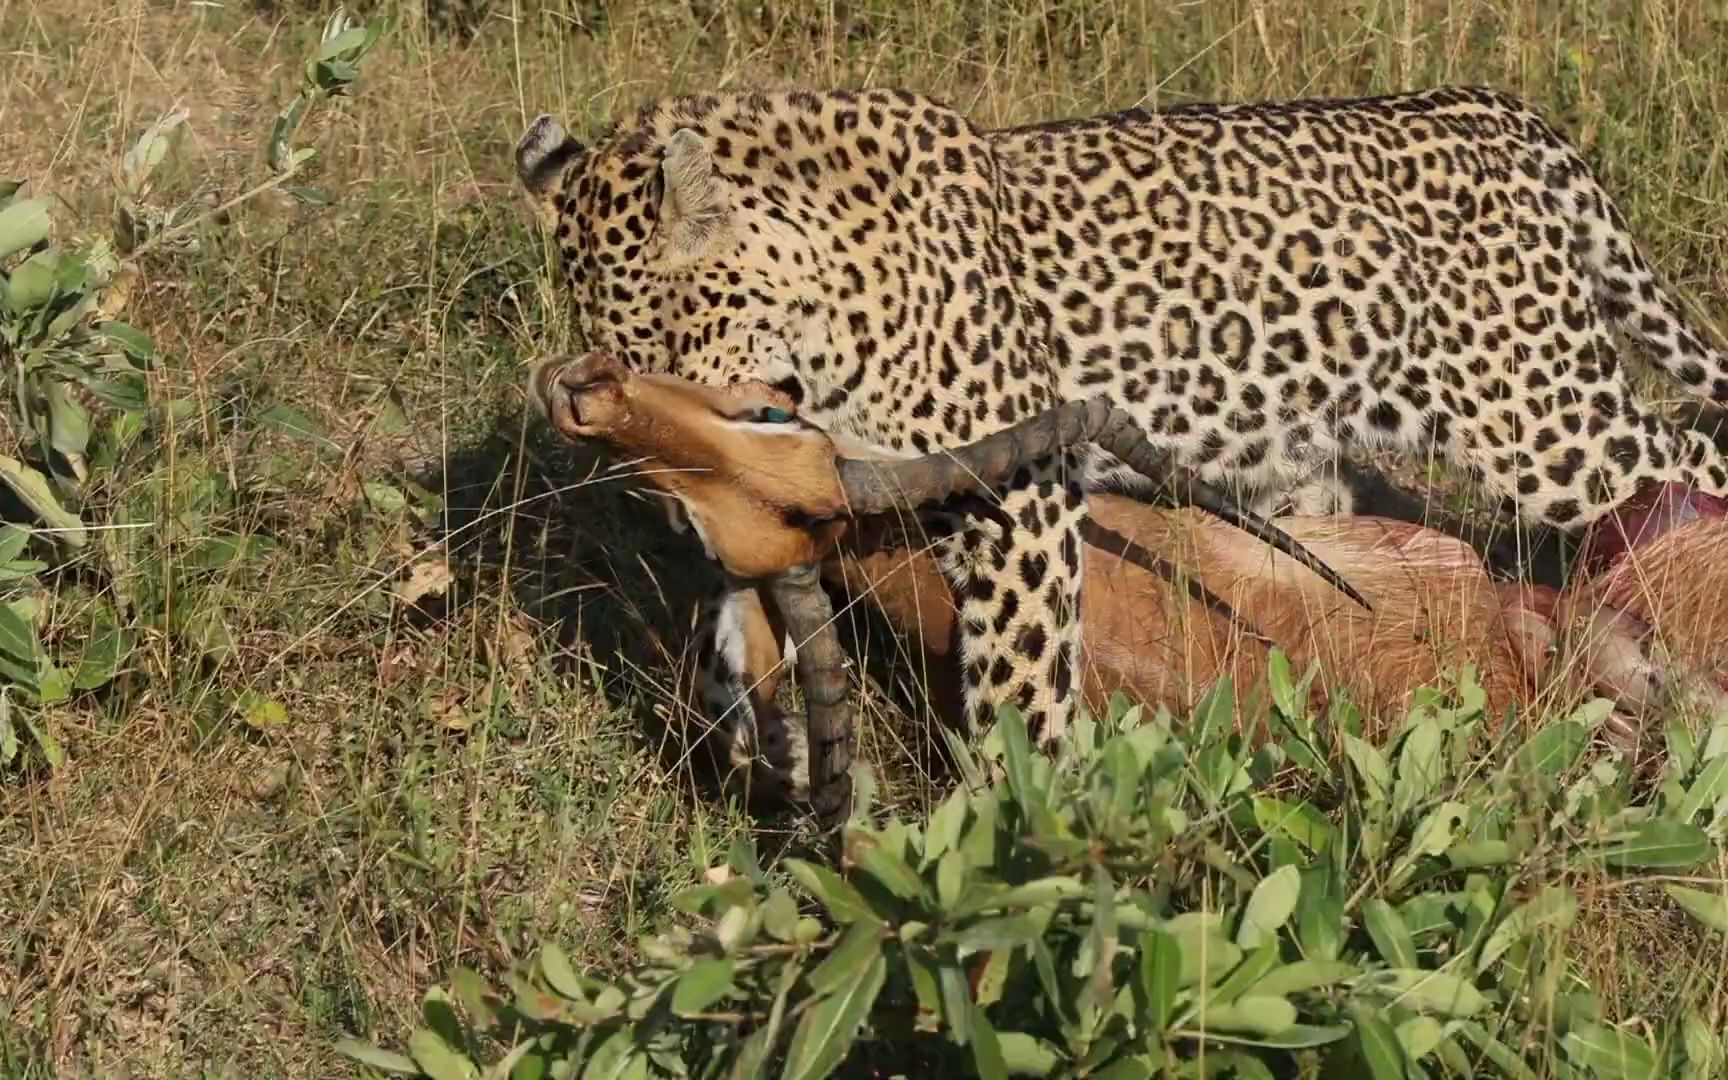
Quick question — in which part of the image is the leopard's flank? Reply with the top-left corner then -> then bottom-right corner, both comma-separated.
516,85 -> 1728,794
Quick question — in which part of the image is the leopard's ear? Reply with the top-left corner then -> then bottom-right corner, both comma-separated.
654,127 -> 730,266
516,114 -> 587,221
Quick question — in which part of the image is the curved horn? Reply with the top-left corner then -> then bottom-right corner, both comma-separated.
764,565 -> 854,827
836,396 -> 1374,612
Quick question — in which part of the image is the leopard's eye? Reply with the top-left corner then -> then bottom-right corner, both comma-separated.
758,406 -> 794,423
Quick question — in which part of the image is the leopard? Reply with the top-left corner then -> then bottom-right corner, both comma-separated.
513,84 -> 1728,802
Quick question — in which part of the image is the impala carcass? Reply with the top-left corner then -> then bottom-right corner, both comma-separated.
530,352 -> 1728,821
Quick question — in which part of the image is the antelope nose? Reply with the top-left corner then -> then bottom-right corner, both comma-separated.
552,366 -> 616,428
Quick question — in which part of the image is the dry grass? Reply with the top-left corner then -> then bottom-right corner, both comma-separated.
2,0 -> 1728,1074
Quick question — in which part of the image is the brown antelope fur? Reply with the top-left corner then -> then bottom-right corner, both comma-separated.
1561,515 -> 1728,719
532,352 -> 1563,799
828,509 -> 1547,742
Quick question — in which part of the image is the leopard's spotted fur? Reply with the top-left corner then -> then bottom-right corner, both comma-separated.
516,85 -> 1728,799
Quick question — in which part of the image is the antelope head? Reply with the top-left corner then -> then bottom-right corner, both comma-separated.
529,349 -> 858,580
530,350 -> 1367,824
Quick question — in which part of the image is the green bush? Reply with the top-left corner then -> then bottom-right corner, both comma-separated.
342,657 -> 1728,1078
0,7 -> 384,771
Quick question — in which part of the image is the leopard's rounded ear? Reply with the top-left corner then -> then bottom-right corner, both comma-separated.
654,127 -> 730,266
516,114 -> 587,211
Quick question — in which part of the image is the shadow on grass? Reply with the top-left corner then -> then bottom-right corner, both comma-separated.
407,401 -> 963,840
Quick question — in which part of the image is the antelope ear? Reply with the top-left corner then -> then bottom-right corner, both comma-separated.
656,128 -> 729,264
516,114 -> 586,222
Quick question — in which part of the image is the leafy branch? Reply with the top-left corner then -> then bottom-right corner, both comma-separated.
344,658 -> 1728,1078
0,7 -> 385,774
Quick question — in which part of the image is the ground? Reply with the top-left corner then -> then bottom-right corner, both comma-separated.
1,0 -> 1727,1075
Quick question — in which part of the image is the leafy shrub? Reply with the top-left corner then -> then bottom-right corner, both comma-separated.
344,657 -> 1728,1078
0,7 -> 384,771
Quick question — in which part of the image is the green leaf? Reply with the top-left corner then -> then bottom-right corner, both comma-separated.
807,921 -> 883,995
1267,648 -> 1306,718
1343,733 -> 1391,804
971,1005 -> 1008,1080
1200,995 -> 1297,1036
780,944 -> 886,1080
0,525 -> 29,567
407,1028 -> 479,1080
83,374 -> 151,413
238,691 -> 289,730
1326,1008 -> 1407,1080
1392,719 -> 1444,821
954,875 -> 1084,916
122,109 -> 188,194
959,789 -> 999,870
284,185 -> 335,206
581,1031 -> 641,1080
174,605 -> 237,665
1209,943 -> 1281,1008
1510,719 -> 1588,783
334,1039 -> 423,1075
1594,819 -> 1711,869
785,859 -> 880,925
71,622 -> 131,691
34,664 -> 69,707
318,24 -> 374,60
1139,928 -> 1180,1032
1477,885 -> 1576,973
1192,676 -> 1234,747
998,705 -> 1037,808
1162,913 -> 1243,988
671,956 -> 735,1017
996,1032 -> 1061,1076
1405,800 -> 1468,860
938,960 -> 975,1047
257,403 -> 336,450
184,533 -> 268,572
97,320 -> 157,363
1090,1059 -> 1153,1080
0,701 -> 16,764
1666,884 -> 1728,935
1295,867 -> 1344,962
1682,1008 -> 1722,1076
538,943 -> 584,1000
420,990 -> 467,1061
849,832 -> 927,903
1674,755 -> 1728,823
762,889 -> 800,941
0,454 -> 86,548
1365,969 -> 1487,1018
1362,899 -> 1417,968
924,786 -> 969,865
951,914 -> 1042,953
1236,864 -> 1300,950
22,714 -> 63,768
936,849 -> 966,910
1561,1022 -> 1659,1077
5,249 -> 60,314
1447,840 -> 1511,869
1210,1023 -> 1354,1050
0,602 -> 40,665
1253,795 -> 1335,853
41,382 -> 89,462
1249,959 -> 1359,998
1456,1021 -> 1540,1080
0,196 -> 51,260
1399,1017 -> 1444,1067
